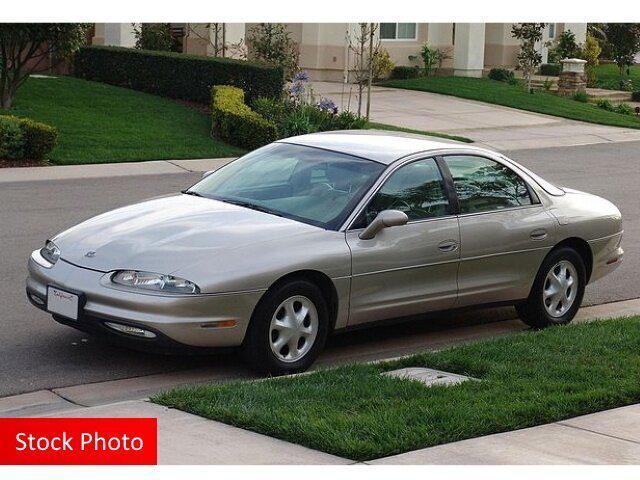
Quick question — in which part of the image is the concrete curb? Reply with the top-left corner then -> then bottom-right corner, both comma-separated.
2,296 -> 640,416
0,158 -> 236,184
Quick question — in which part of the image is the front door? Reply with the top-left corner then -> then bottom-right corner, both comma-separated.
346,158 -> 460,326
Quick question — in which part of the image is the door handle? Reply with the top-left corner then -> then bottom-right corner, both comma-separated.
438,240 -> 458,252
530,228 -> 548,240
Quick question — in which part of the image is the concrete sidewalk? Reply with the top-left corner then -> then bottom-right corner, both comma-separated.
42,400 -> 353,465
312,82 -> 640,151
0,157 -> 234,184
369,404 -> 640,464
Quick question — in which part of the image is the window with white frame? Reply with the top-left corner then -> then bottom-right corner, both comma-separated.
379,23 -> 417,40
548,23 -> 556,39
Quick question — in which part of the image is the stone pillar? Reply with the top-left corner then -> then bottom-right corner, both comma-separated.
558,58 -> 587,96
453,23 -> 486,77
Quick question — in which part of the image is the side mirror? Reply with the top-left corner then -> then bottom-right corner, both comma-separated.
359,210 -> 409,240
202,170 -> 215,179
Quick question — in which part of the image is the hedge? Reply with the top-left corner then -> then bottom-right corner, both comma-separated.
211,85 -> 278,150
0,115 -> 58,161
539,63 -> 561,76
488,67 -> 514,83
74,45 -> 284,104
389,65 -> 421,80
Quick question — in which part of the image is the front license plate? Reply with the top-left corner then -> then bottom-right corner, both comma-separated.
47,286 -> 80,321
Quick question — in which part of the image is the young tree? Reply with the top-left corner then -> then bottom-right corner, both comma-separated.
247,23 -> 299,81
0,24 -> 88,109
347,23 -> 378,118
602,23 -> 640,77
511,23 -> 546,91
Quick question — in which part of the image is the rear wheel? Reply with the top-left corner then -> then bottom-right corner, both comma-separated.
241,279 -> 329,375
516,247 -> 586,329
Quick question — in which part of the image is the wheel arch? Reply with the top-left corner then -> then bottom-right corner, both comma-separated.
551,237 -> 593,283
256,270 -> 340,332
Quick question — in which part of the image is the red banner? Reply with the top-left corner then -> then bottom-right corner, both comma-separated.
0,418 -> 157,465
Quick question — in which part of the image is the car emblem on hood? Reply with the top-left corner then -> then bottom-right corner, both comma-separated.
85,251 -> 96,258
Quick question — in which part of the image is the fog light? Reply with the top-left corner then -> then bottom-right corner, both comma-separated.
104,322 -> 156,338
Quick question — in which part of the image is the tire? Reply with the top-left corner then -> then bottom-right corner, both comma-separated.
516,247 -> 586,329
241,279 -> 329,376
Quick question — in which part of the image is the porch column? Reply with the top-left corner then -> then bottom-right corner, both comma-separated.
93,23 -> 137,47
453,23 -> 485,77
563,23 -> 587,44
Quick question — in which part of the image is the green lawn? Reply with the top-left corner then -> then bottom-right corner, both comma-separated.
367,122 -> 473,143
380,76 -> 640,130
3,76 -> 244,165
594,64 -> 640,92
155,317 -> 640,461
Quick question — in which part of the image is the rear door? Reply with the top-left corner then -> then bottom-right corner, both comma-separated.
442,155 -> 557,306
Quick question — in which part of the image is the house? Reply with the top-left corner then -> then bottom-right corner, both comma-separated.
91,23 -> 588,81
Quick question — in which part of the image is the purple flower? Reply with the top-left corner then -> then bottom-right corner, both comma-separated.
288,82 -> 305,96
293,70 -> 309,82
317,97 -> 337,114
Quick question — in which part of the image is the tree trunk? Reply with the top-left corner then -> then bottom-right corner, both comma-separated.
365,23 -> 374,121
1,89 -> 13,109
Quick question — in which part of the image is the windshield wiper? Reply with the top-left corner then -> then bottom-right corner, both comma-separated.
181,189 -> 204,197
221,198 -> 285,218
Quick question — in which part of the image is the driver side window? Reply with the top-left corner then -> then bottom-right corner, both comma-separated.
355,158 -> 450,227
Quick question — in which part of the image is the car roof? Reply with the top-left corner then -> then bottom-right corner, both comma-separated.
277,130 -> 485,165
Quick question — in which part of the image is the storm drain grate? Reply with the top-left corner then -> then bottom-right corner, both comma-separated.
382,367 -> 476,387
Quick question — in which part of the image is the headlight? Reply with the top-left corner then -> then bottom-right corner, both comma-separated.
40,240 -> 60,265
111,270 -> 200,294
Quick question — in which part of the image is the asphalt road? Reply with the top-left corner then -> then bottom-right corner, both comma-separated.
1,141 -> 638,397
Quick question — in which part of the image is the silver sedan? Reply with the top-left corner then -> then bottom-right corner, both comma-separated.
26,131 -> 623,375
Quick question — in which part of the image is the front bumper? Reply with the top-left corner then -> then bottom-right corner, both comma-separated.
588,233 -> 624,283
26,250 -> 265,349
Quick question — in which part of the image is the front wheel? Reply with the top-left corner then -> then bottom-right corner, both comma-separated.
241,280 -> 329,376
516,247 -> 586,329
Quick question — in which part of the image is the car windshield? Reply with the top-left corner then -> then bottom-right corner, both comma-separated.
188,142 -> 386,230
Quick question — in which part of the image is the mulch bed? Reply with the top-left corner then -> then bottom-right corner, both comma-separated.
0,159 -> 48,168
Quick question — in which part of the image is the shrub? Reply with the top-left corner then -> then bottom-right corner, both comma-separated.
133,23 -> 177,52
252,97 -> 288,124
596,99 -> 614,111
0,116 -> 25,160
389,66 -> 420,80
0,115 -> 58,161
420,44 -> 450,76
572,91 -> 589,103
211,85 -> 278,150
615,102 -> 634,115
539,63 -> 561,76
333,111 -> 367,130
632,91 -> 640,102
20,119 -> 59,160
488,68 -> 514,83
74,45 -> 284,105
371,48 -> 394,81
582,35 -> 602,87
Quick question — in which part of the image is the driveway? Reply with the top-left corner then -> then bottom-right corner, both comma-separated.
1,141 -> 639,399
312,82 -> 640,150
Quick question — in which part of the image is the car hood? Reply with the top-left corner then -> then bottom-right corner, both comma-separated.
54,194 -> 320,274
